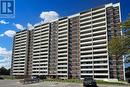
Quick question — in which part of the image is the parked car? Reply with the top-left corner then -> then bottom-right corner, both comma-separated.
127,78 -> 130,83
0,76 -> 4,80
31,76 -> 39,82
83,77 -> 97,87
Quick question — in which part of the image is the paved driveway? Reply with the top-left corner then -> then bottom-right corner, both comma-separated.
0,80 -> 129,87
0,80 -> 81,87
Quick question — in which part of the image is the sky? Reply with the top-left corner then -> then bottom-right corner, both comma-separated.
0,0 -> 130,69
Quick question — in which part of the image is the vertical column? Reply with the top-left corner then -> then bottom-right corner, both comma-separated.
57,17 -> 68,79
68,16 -> 80,79
48,21 -> 58,77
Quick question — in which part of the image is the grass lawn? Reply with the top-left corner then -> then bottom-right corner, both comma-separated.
3,76 -> 16,80
96,80 -> 126,85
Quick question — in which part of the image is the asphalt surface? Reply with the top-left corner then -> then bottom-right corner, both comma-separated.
0,80 -> 129,87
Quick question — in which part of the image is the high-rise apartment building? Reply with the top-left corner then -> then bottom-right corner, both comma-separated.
32,23 -> 50,76
11,3 -> 125,80
11,30 -> 29,76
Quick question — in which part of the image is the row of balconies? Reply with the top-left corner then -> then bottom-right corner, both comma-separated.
14,40 -> 27,44
17,32 -> 28,37
80,53 -> 107,57
58,31 -> 68,35
58,23 -> 67,28
34,24 -> 49,30
15,37 -> 27,42
58,19 -> 68,24
15,31 -> 27,36
80,12 -> 105,21
81,68 -> 108,71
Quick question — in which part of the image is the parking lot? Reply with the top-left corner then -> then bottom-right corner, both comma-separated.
0,80 -> 129,87
0,80 -> 81,87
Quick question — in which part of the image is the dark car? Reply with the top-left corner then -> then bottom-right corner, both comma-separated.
83,77 -> 97,87
127,78 -> 130,83
0,76 -> 4,80
32,76 -> 39,82
22,76 -> 40,84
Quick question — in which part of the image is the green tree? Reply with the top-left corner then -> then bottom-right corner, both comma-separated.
108,36 -> 130,80
108,14 -> 130,80
0,67 -> 10,75
7,68 -> 10,75
0,67 -> 7,75
121,14 -> 130,30
121,14 -> 130,63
